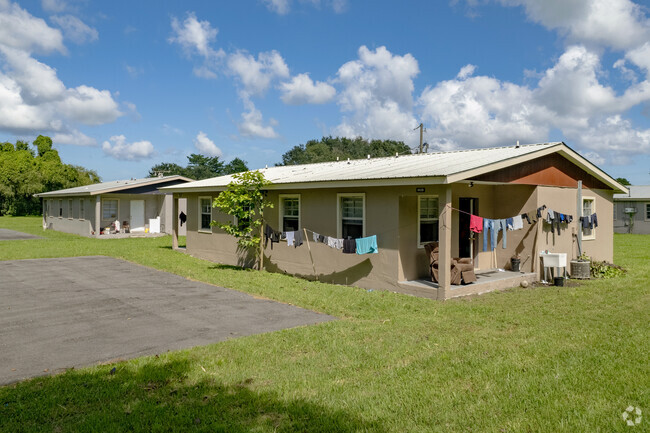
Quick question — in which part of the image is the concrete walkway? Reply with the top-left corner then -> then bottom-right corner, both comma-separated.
0,228 -> 42,241
0,256 -> 334,385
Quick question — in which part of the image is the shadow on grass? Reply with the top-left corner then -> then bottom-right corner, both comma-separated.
0,358 -> 384,433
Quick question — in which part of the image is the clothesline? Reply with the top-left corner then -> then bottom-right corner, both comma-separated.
264,224 -> 378,255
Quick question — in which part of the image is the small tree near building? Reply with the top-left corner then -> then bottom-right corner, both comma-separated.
213,171 -> 272,269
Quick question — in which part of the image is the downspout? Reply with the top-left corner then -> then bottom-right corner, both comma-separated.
576,180 -> 582,257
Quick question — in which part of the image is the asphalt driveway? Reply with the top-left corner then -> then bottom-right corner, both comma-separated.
0,256 -> 334,385
0,228 -> 42,241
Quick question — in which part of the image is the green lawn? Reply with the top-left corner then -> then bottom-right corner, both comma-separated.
1,216 -> 648,432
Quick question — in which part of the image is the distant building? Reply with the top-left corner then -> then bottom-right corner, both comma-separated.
36,175 -> 191,237
614,185 -> 650,234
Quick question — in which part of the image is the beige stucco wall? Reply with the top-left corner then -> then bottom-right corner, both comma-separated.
182,183 -> 616,293
536,186 -> 614,263
614,200 -> 650,234
44,197 -> 95,236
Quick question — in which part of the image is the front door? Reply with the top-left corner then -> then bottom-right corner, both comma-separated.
458,197 -> 478,259
130,200 -> 145,232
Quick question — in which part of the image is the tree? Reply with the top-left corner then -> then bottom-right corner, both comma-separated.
148,154 -> 249,180
223,157 -> 249,175
213,171 -> 273,269
0,136 -> 99,216
616,177 -> 631,186
277,136 -> 412,166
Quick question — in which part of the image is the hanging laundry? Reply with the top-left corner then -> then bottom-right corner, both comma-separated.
483,219 -> 494,251
512,215 -> 523,230
312,231 -> 320,242
264,224 -> 281,249
506,217 -> 514,231
521,212 -> 532,224
581,215 -> 590,229
356,235 -> 378,255
286,231 -> 295,246
318,234 -> 326,243
327,237 -> 343,250
179,211 -> 187,227
343,238 -> 356,254
294,230 -> 303,248
497,219 -> 508,248
469,215 -> 483,233
591,213 -> 598,228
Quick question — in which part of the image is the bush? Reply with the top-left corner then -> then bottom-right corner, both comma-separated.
590,261 -> 626,279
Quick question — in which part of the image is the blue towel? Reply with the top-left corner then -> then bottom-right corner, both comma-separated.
355,235 -> 378,255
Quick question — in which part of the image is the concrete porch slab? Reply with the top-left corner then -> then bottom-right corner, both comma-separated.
398,269 -> 538,300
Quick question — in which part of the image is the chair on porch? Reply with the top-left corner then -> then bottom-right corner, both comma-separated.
424,242 -> 477,285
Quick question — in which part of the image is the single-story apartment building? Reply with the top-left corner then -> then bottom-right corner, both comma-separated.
614,185 -> 650,234
161,142 -> 627,300
36,175 -> 191,237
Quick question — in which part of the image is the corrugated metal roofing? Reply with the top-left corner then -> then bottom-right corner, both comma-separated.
36,175 -> 190,197
166,142 -> 562,190
614,185 -> 650,200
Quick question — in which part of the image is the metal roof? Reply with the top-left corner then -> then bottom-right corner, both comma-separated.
35,175 -> 192,197
164,142 -> 572,191
614,185 -> 650,200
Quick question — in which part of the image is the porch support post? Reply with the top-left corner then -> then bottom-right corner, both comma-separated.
438,186 -> 453,300
95,195 -> 101,238
172,194 -> 179,250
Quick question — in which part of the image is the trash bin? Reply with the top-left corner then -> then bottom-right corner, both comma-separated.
554,276 -> 564,287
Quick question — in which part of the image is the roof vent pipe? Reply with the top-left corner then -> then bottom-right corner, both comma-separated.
516,140 -> 520,148
367,154 -> 370,159
337,156 -> 339,161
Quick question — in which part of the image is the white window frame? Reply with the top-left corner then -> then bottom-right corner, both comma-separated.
279,194 -> 301,233
102,198 -> 119,221
645,203 -> 650,221
79,199 -> 85,220
417,195 -> 439,248
582,196 -> 596,240
337,193 -> 366,239
198,196 -> 213,233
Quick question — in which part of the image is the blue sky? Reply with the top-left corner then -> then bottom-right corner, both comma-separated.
1,0 -> 649,184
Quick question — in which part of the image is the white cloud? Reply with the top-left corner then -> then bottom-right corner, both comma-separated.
456,64 -> 476,80
50,15 -> 98,44
0,0 -> 65,53
102,135 -> 154,160
0,1 -> 121,137
124,64 -> 143,78
193,131 -> 222,157
237,99 -> 279,138
280,73 -> 336,104
263,0 -> 290,15
566,115 -> 650,158
262,0 -> 348,14
418,69 -> 547,150
41,0 -> 67,13
334,46 -> 419,143
499,0 -> 650,51
227,50 -> 289,97
169,12 -> 225,78
52,129 -> 96,146
58,85 -> 121,125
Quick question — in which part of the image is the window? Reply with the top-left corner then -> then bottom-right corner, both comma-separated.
582,197 -> 595,240
102,199 -> 118,220
279,195 -> 300,232
79,199 -> 85,220
68,199 -> 73,219
338,194 -> 365,239
59,199 -> 63,217
646,203 -> 650,221
418,196 -> 439,246
199,197 -> 212,232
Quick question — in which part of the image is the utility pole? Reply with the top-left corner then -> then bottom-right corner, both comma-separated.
414,123 -> 425,153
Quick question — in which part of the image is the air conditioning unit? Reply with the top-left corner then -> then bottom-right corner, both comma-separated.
624,208 -> 637,213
